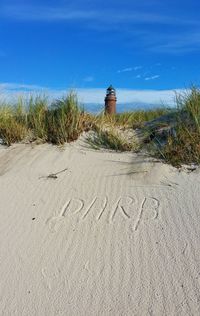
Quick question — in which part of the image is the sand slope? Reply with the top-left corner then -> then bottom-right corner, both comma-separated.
0,138 -> 200,315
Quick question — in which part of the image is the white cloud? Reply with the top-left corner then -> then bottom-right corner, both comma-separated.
2,4 -> 198,27
148,31 -> 200,54
117,67 -> 133,74
2,4 -> 200,54
0,82 -> 181,107
145,75 -> 160,81
76,88 -> 176,106
2,5 -> 96,21
117,66 -> 143,74
0,82 -> 47,91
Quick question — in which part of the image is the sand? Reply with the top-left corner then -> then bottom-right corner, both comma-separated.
0,135 -> 200,316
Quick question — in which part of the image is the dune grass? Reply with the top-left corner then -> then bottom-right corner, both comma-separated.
157,87 -> 200,166
46,93 -> 84,144
91,108 -> 169,130
114,108 -> 169,128
0,92 -> 91,146
27,96 -> 48,141
87,127 -> 139,152
0,93 -> 164,149
0,103 -> 28,145
85,107 -> 167,152
1,87 -> 200,167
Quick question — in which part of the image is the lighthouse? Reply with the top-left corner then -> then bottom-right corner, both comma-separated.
105,85 -> 117,115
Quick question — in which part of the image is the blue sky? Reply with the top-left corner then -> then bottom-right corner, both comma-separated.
0,0 -> 200,108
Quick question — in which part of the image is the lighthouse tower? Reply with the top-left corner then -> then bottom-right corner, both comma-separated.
105,85 -> 117,115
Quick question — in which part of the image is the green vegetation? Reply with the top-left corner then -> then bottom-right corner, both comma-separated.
87,127 -> 139,152
157,87 -> 200,166
90,108 -> 169,129
114,108 -> 169,128
1,87 -> 200,167
0,92 -> 91,146
0,92 -> 164,148
0,104 -> 28,145
46,93 -> 87,144
27,96 -> 48,141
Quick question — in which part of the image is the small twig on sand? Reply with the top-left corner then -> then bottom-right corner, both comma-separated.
39,168 -> 68,180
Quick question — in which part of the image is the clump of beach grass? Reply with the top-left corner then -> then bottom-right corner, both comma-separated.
27,96 -> 48,141
114,108 -> 169,128
91,108 -> 169,130
87,125 -> 140,152
0,104 -> 28,145
46,92 -> 86,144
86,108 -> 168,152
0,92 -> 92,146
155,87 -> 200,166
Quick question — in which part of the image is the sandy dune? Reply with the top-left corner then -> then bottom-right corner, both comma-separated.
0,137 -> 200,315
